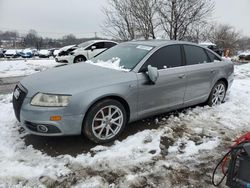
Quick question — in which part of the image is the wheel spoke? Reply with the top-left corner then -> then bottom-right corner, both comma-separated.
108,107 -> 112,117
109,126 -> 116,135
94,118 -> 104,121
113,116 -> 122,122
111,121 -> 122,127
100,110 -> 105,118
98,126 -> 106,136
105,126 -> 110,137
111,108 -> 119,117
94,124 -> 104,130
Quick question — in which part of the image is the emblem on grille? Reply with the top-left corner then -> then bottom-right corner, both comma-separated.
14,87 -> 21,100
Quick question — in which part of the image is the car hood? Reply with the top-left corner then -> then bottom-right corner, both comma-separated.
60,45 -> 76,51
20,63 -> 135,97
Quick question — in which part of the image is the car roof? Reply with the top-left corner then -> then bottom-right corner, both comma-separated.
85,39 -> 118,44
124,39 -> 201,47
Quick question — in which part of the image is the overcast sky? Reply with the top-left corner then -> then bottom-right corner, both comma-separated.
0,0 -> 249,38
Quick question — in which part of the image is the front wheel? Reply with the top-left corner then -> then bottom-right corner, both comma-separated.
74,56 -> 86,63
207,81 -> 226,106
83,99 -> 127,143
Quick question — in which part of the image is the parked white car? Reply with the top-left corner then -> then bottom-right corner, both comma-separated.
4,49 -> 19,58
38,49 -> 52,58
55,40 -> 118,64
55,45 -> 77,63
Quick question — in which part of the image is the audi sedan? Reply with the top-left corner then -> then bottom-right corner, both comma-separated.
12,40 -> 234,143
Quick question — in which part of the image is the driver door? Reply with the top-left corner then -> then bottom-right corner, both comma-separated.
137,45 -> 187,119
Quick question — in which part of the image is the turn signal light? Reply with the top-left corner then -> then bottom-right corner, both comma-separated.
50,116 -> 61,121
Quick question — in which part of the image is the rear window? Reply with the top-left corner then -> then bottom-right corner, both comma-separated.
184,45 -> 209,65
206,50 -> 221,62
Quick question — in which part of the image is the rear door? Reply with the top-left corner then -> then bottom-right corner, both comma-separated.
183,45 -> 215,104
137,45 -> 187,118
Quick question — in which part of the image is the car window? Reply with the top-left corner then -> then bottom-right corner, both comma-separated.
104,42 -> 117,48
206,50 -> 221,62
184,45 -> 209,65
93,42 -> 105,49
92,43 -> 153,70
141,45 -> 182,70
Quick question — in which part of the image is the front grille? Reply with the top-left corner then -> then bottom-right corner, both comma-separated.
12,85 -> 27,122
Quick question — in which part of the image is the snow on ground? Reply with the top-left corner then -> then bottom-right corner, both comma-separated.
0,63 -> 250,187
0,59 -> 60,77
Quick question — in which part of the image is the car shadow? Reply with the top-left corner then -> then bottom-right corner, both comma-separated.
22,106 -> 199,157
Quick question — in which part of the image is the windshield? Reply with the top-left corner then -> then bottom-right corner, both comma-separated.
91,43 -> 154,70
77,41 -> 94,48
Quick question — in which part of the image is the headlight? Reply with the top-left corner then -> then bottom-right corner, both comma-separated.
69,51 -> 75,55
31,93 -> 71,107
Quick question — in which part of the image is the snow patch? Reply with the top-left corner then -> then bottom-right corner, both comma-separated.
0,59 -> 60,77
86,58 -> 130,72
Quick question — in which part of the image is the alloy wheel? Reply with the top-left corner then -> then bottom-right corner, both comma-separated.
91,105 -> 123,140
212,83 -> 226,106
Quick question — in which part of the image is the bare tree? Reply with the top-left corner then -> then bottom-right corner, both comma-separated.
237,36 -> 250,51
102,0 -> 158,40
62,34 -> 78,45
157,0 -> 214,40
102,0 -> 136,41
23,30 -> 43,49
209,24 -> 242,54
129,0 -> 158,39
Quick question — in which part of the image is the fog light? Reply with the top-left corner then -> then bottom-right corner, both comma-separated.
50,115 -> 61,121
37,125 -> 48,133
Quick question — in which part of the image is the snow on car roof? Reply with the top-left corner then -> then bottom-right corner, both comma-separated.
199,42 -> 216,46
5,49 -> 16,54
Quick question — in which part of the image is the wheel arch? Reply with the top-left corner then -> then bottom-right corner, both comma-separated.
74,55 -> 87,63
81,95 -> 131,131
216,78 -> 228,90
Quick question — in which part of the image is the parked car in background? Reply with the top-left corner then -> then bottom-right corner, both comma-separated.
0,49 -> 5,58
13,40 -> 234,144
4,49 -> 20,58
238,51 -> 250,61
38,49 -> 52,58
18,49 -> 34,58
199,42 -> 223,56
53,49 -> 60,57
55,45 -> 77,63
56,40 -> 117,63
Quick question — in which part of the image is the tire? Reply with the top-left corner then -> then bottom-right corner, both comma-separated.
207,81 -> 227,106
83,99 -> 127,143
74,56 -> 86,63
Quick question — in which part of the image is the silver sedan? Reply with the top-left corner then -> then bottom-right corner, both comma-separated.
12,40 -> 234,143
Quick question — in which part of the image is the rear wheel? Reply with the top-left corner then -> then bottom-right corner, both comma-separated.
74,56 -> 86,63
83,99 -> 127,143
207,81 -> 226,106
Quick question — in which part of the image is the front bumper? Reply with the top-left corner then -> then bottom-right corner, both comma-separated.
19,98 -> 84,136
13,84 -> 84,136
55,55 -> 74,64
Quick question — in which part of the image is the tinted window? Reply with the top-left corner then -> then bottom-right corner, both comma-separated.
206,50 -> 221,62
94,42 -> 105,49
141,45 -> 182,70
104,42 -> 117,48
184,45 -> 209,65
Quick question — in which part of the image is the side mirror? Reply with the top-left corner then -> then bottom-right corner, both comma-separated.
91,46 -> 96,51
147,65 -> 159,84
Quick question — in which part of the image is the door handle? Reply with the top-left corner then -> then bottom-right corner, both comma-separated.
178,74 -> 186,79
211,69 -> 216,73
